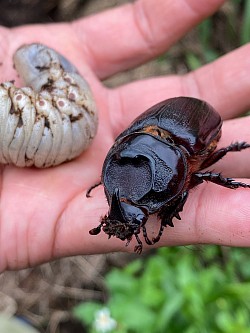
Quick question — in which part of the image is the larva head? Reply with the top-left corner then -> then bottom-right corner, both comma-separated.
13,43 -> 64,91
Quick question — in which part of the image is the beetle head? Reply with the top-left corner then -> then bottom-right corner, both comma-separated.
90,188 -> 148,252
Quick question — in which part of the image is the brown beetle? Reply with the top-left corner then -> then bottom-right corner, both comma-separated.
87,97 -> 250,253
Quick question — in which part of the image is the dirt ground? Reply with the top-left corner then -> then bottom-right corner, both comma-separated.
0,1 -> 240,332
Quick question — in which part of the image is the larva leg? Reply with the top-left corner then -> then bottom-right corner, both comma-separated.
0,43 -> 98,168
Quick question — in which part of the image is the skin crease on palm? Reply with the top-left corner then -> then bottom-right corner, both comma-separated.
0,0 -> 250,271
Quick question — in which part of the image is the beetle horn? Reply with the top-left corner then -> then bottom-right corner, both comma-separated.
108,188 -> 126,222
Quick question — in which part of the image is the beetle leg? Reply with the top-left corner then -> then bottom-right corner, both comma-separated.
152,224 -> 164,244
173,192 -> 189,219
158,192 -> 189,228
142,223 -> 164,245
201,142 -> 250,169
86,181 -> 102,197
134,234 -> 143,254
192,171 -> 250,189
142,226 -> 153,245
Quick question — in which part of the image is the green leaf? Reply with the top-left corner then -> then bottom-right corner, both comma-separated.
186,52 -> 202,70
110,301 -> 155,333
241,0 -> 250,44
73,302 -> 102,326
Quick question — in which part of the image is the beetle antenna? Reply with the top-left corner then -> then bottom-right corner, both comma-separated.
86,181 -> 102,197
89,224 -> 102,235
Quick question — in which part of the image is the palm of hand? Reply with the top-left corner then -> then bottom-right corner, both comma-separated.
0,26 -> 117,270
1,0 -> 250,271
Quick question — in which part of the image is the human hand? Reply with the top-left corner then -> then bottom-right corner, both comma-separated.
1,0 -> 250,271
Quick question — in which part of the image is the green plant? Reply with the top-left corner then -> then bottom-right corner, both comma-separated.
185,0 -> 250,71
73,246 -> 250,333
240,0 -> 250,44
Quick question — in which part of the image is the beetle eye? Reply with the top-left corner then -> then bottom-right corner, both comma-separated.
120,201 -> 148,227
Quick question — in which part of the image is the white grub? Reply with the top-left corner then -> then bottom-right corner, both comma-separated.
0,43 -> 98,167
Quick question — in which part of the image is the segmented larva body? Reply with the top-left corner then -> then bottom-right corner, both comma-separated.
0,43 -> 98,167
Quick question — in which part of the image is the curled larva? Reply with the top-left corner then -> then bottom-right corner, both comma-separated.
0,43 -> 98,167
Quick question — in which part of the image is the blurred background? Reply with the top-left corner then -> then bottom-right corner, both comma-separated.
0,0 -> 250,332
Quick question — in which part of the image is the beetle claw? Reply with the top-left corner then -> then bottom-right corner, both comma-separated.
125,239 -> 131,247
86,181 -> 102,197
134,234 -> 143,254
174,212 -> 181,220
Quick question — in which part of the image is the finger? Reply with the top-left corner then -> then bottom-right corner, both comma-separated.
211,116 -> 250,178
2,174 -> 249,270
106,101 -> 250,179
53,187 -> 126,261
53,181 -> 250,259
104,43 -> 250,190
183,43 -> 250,120
0,0 -> 224,81
153,181 -> 250,249
72,0 -> 225,78
0,24 -> 98,88
110,43 -> 250,135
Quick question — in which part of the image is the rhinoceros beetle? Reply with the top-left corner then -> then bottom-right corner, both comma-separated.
87,97 -> 250,253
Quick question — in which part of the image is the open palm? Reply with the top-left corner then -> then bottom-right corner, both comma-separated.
1,0 -> 250,271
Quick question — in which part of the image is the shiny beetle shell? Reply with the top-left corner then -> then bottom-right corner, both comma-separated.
88,97 -> 250,253
0,43 -> 98,167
